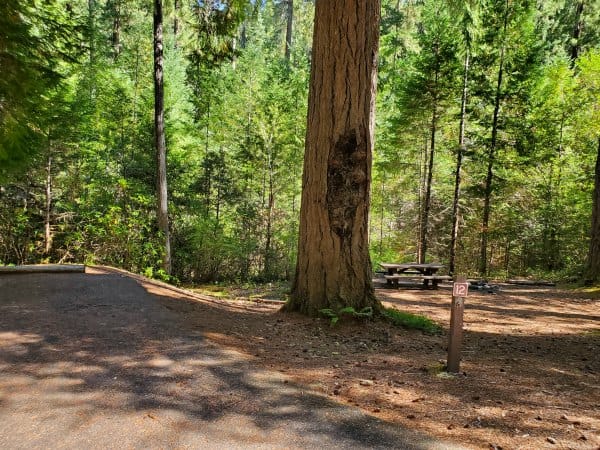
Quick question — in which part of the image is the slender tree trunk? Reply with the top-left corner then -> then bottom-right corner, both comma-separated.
215,184 -> 221,224
44,155 -> 53,255
264,148 -> 275,280
215,147 -> 223,225
419,61 -> 439,264
173,0 -> 180,45
285,0 -> 381,316
417,135 -> 427,263
132,45 -> 140,126
204,165 -> 212,216
504,238 -> 510,276
88,0 -> 95,63
205,99 -> 210,153
111,0 -> 121,58
154,0 -> 171,274
450,49 -> 469,276
240,22 -> 247,50
231,35 -> 237,70
545,115 -> 566,270
480,0 -> 508,276
570,1 -> 584,66
88,0 -> 96,102
284,0 -> 294,62
379,172 -> 385,258
585,137 -> 600,283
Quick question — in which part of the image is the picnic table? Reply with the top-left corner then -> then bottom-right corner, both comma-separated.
380,262 -> 451,289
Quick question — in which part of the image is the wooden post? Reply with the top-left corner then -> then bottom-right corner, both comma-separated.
447,276 -> 468,373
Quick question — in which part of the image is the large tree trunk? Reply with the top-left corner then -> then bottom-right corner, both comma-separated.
480,0 -> 508,276
154,0 -> 172,274
284,0 -> 381,317
449,49 -> 470,276
585,137 -> 600,283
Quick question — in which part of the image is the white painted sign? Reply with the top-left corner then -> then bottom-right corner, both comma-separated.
452,282 -> 469,297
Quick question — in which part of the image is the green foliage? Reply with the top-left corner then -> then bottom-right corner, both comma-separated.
372,0 -> 600,277
578,50 -> 600,138
382,307 -> 442,334
143,266 -> 176,283
173,216 -> 252,282
318,305 -> 440,334
1,0 -> 599,291
0,0 -> 83,177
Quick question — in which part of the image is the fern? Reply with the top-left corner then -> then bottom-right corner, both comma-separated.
319,306 -> 374,326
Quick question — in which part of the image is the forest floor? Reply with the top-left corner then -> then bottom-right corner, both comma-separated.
3,266 -> 597,449
180,278 -> 600,450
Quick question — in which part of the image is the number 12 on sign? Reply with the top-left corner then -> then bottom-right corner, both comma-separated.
453,281 -> 469,297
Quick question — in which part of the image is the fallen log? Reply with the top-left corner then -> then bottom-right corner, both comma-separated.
507,279 -> 555,286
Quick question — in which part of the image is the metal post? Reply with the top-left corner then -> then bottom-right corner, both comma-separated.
447,276 -> 468,373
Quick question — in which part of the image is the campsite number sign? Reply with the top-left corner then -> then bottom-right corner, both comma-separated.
452,281 -> 469,298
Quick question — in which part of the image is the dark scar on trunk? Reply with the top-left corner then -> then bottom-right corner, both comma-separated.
327,130 -> 368,238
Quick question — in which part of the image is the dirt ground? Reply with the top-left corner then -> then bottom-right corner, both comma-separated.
151,275 -> 600,450
4,266 -> 596,449
4,268 -> 469,449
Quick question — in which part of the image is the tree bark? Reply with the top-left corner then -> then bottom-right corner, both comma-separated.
154,0 -> 171,274
87,0 -> 96,101
44,155 -> 53,255
570,1 -> 584,66
480,0 -> 508,276
585,137 -> 600,283
285,0 -> 381,316
264,148 -> 275,280
284,0 -> 293,62
543,114 -> 566,270
378,172 -> 386,258
111,0 -> 121,58
449,49 -> 470,276
173,0 -> 180,45
417,135 -> 427,263
419,54 -> 440,264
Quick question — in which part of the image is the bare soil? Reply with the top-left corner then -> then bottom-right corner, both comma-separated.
165,278 -> 600,450
4,268 -> 467,449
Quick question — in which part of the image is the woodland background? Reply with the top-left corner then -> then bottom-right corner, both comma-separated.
1,0 -> 599,283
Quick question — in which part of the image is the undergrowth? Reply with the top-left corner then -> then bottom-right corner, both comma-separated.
381,307 -> 442,334
319,306 -> 373,325
319,305 -> 441,334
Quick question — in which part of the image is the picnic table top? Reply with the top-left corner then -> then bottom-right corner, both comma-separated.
380,262 -> 445,270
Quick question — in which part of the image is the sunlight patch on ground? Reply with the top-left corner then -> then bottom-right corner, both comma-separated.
191,287 -> 229,298
146,356 -> 175,368
0,331 -> 43,346
379,285 -> 600,336
571,285 -> 600,299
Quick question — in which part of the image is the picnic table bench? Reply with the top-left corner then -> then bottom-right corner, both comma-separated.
380,263 -> 451,289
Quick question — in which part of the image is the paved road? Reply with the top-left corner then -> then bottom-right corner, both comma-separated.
0,269 -> 465,449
